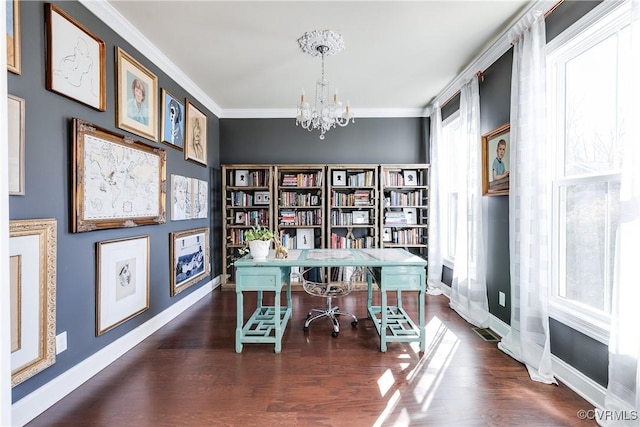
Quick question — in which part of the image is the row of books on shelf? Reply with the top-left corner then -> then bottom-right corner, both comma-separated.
381,170 -> 421,186
385,191 -> 424,206
229,191 -> 270,207
384,208 -> 418,225
331,190 -> 372,206
330,233 -> 375,249
342,171 -> 375,187
279,210 -> 322,226
280,191 -> 321,207
280,172 -> 323,187
382,227 -> 425,244
233,169 -> 269,187
279,228 -> 315,249
232,210 -> 268,226
229,225 -> 269,245
330,210 -> 370,226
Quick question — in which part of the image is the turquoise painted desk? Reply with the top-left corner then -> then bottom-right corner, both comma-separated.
234,248 -> 427,353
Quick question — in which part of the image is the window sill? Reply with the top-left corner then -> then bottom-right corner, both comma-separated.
548,300 -> 610,345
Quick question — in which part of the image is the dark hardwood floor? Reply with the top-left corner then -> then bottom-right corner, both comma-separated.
27,289 -> 596,426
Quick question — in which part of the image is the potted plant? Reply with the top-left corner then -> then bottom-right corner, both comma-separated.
239,225 -> 274,260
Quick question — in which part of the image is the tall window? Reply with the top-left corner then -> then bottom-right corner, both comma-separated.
440,111 -> 461,263
547,2 -> 629,342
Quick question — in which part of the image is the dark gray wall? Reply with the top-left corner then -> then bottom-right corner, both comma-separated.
8,1 -> 219,401
220,118 -> 428,165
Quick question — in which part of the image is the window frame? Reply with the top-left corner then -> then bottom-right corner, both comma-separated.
546,0 -> 629,345
441,110 -> 461,268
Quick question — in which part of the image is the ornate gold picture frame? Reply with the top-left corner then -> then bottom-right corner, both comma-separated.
170,228 -> 210,296
72,118 -> 166,232
482,123 -> 510,196
9,219 -> 57,387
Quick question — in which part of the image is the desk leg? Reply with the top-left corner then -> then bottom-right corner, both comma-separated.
367,275 -> 373,318
274,289 -> 281,353
419,287 -> 426,352
380,289 -> 388,352
235,290 -> 244,353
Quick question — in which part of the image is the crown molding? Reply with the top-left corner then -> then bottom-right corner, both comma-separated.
221,107 -> 429,119
79,0 -> 222,118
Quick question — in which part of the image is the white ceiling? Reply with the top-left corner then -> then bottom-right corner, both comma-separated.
104,1 -> 534,117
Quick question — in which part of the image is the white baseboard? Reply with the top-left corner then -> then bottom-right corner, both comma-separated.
11,276 -> 221,427
489,314 -> 510,338
551,354 -> 606,410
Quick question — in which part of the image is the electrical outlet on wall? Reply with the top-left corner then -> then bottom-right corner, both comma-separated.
499,292 -> 506,307
56,331 -> 67,354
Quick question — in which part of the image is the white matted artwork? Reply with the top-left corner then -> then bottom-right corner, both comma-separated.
10,218 -> 57,387
45,3 -> 106,111
403,207 -> 417,225
254,191 -> 270,205
96,235 -> 150,335
296,228 -> 315,249
171,174 -> 208,220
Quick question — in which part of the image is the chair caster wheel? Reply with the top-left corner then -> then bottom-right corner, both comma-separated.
331,331 -> 339,337
351,320 -> 358,327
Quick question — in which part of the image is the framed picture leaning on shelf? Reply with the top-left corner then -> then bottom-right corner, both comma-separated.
45,3 -> 106,110
235,169 -> 249,186
403,170 -> 418,186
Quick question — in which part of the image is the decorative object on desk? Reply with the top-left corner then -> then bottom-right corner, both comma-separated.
296,29 -> 354,140
170,227 -> 210,296
10,219 -> 57,387
96,235 -> 149,335
8,94 -> 25,195
234,169 -> 249,186
274,234 -> 289,259
7,0 -> 21,74
115,47 -> 158,141
184,100 -> 207,166
254,191 -> 270,205
481,123 -> 510,196
45,3 -> 106,111
72,119 -> 166,232
403,170 -> 418,186
239,225 -> 274,259
332,170 -> 346,186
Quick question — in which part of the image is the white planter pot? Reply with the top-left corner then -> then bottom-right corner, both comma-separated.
249,240 -> 271,260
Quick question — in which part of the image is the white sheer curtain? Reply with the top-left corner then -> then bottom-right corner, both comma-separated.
449,76 -> 489,328
497,10 -> 555,384
599,0 -> 640,424
427,103 -> 443,295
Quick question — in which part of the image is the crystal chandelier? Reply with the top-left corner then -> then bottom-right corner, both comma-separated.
296,30 -> 354,140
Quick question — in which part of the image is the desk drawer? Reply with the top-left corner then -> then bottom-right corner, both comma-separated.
236,267 -> 287,291
379,266 -> 424,291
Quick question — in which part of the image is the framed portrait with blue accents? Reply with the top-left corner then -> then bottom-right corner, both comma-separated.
161,89 -> 185,150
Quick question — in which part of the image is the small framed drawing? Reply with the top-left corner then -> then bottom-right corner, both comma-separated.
332,170 -> 346,186
170,228 -> 210,296
160,89 -> 185,150
403,207 -> 417,225
184,100 -> 207,166
10,219 -> 57,387
352,210 -> 369,225
296,228 -> 315,249
116,47 -> 158,141
383,227 -> 392,242
235,170 -> 249,186
255,191 -> 270,205
403,170 -> 418,186
7,0 -> 21,74
45,3 -> 106,110
72,119 -> 167,232
96,235 -> 150,335
8,94 -> 25,196
235,212 -> 247,224
482,123 -> 510,196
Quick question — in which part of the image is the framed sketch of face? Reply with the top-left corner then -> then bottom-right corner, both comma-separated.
161,89 -> 185,150
185,100 -> 207,166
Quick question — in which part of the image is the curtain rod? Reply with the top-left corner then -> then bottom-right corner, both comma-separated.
433,0 -> 564,113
